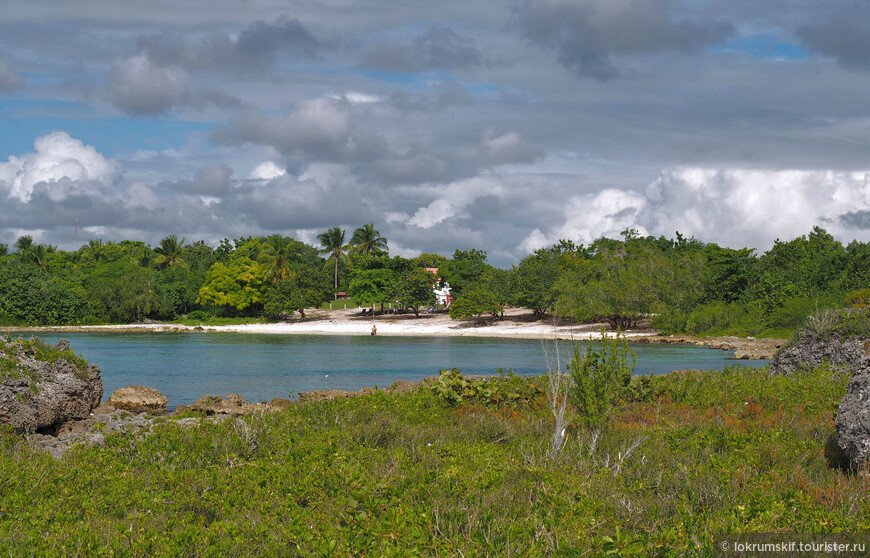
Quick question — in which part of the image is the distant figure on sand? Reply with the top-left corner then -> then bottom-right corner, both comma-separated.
371,325 -> 377,336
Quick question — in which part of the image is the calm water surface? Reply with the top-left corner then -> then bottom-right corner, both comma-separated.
23,333 -> 767,408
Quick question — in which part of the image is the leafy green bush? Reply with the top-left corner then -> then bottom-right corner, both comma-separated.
685,301 -> 744,335
844,288 -> 870,308
648,309 -> 688,335
185,309 -> 212,322
431,368 -> 542,407
833,307 -> 870,339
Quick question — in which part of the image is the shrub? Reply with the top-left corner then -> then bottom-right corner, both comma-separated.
185,310 -> 212,322
568,330 -> 636,454
649,309 -> 688,335
845,288 -> 870,308
431,368 -> 542,407
802,306 -> 839,340
685,302 -> 743,335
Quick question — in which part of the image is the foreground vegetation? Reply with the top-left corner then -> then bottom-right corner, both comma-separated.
1,225 -> 869,340
1,363 -> 866,556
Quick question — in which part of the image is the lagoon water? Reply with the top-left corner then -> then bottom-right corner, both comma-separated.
24,333 -> 767,409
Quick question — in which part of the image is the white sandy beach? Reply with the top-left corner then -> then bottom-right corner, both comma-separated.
8,307 -> 653,341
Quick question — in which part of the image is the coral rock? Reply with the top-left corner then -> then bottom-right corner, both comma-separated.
108,385 -> 169,415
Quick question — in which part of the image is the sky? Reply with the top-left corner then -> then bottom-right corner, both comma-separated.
1,0 -> 870,267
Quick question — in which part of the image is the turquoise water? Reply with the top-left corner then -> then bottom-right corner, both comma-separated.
22,333 -> 767,409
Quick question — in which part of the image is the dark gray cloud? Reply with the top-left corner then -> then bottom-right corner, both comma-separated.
109,55 -> 243,116
110,55 -> 191,116
140,16 -> 322,73
0,60 -> 23,92
211,100 -> 360,161
840,210 -> 870,229
390,81 -> 472,113
480,131 -> 542,166
798,9 -> 870,70
168,163 -> 233,196
517,0 -> 735,80
361,25 -> 487,73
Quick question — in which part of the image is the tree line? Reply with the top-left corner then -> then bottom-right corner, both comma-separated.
1,225 -> 868,337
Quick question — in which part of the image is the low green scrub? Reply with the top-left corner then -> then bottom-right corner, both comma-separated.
653,297 -> 847,339
430,368 -> 544,407
0,364 -> 864,556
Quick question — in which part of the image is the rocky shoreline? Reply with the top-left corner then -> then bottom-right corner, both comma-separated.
28,380 -> 432,458
633,335 -> 786,360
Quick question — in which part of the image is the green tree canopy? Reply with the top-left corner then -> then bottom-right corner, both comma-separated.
514,247 -> 562,318
348,268 -> 396,311
197,257 -> 268,315
556,246 -> 704,330
441,249 -> 490,297
350,223 -> 388,256
264,264 -> 333,319
391,267 -> 436,317
258,235 -> 299,285
449,284 -> 502,321
153,235 -> 187,269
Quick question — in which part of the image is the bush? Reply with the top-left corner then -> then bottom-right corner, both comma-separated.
845,288 -> 870,308
685,302 -> 743,335
649,309 -> 688,335
568,330 -> 635,453
431,368 -> 542,407
185,310 -> 212,322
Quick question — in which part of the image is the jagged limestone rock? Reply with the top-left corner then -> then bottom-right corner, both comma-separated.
0,336 -> 103,434
771,334 -> 867,376
835,356 -> 870,471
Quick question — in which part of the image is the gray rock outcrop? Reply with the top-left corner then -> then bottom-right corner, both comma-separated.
108,385 -> 168,414
770,334 -> 867,376
0,336 -> 103,434
835,356 -> 870,470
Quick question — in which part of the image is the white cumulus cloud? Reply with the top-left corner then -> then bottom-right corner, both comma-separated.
0,131 -> 119,203
518,167 -> 870,254
249,161 -> 286,180
407,177 -> 504,229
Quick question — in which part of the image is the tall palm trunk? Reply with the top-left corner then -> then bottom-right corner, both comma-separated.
333,249 -> 339,298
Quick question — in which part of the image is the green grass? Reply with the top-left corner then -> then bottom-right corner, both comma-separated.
0,365 -> 866,556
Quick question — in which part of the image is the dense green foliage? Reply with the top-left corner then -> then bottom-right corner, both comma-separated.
0,362 -> 863,555
1,225 -> 869,338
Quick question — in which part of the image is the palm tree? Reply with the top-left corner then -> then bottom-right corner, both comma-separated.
259,234 -> 298,284
153,234 -> 187,269
30,244 -> 49,269
0,244 -> 7,258
14,235 -> 33,255
317,226 -> 350,296
351,223 -> 388,256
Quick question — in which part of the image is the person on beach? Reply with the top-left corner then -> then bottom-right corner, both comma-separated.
371,325 -> 377,336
